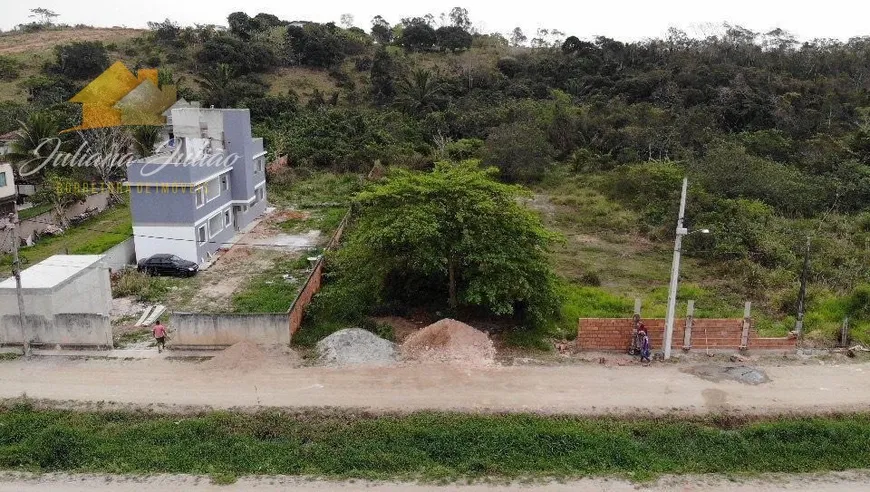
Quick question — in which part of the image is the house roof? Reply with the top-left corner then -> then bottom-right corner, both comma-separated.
0,255 -> 104,290
0,131 -> 18,142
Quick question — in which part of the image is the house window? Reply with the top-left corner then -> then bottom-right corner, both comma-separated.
224,210 -> 231,227
195,187 -> 205,208
256,158 -> 264,174
198,226 -> 206,244
208,214 -> 222,238
256,187 -> 264,201
221,174 -> 229,191
0,172 -> 6,187
206,176 -> 220,202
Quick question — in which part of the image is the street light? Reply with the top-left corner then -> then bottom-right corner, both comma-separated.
662,178 -> 709,360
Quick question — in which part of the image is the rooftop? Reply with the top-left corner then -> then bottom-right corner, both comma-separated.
0,255 -> 104,290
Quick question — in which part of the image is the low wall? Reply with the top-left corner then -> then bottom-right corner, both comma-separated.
101,238 -> 136,272
169,312 -> 291,349
577,318 -> 796,352
0,313 -> 112,348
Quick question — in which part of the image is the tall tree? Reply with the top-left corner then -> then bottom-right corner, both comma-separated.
196,63 -> 236,107
333,161 -> 559,324
29,7 -> 58,26
370,47 -> 396,105
510,27 -> 526,47
370,15 -> 393,44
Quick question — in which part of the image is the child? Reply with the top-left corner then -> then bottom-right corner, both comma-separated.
152,319 -> 167,353
637,322 -> 651,364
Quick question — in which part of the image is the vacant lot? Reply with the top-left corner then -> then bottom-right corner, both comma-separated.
0,28 -> 145,55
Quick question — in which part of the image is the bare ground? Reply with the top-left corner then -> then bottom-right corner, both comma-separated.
0,358 -> 868,416
2,470 -> 870,491
0,28 -> 146,54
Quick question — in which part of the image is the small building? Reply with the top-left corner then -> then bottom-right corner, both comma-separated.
0,255 -> 113,349
0,131 -> 16,156
0,161 -> 15,216
125,108 -> 268,265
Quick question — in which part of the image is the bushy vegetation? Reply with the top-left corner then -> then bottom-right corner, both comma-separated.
3,405 -> 870,480
323,161 -> 560,327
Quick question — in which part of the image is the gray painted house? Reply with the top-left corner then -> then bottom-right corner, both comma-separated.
127,108 -> 268,265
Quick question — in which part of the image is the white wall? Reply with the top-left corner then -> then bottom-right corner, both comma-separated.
0,163 -> 14,201
133,224 -> 197,263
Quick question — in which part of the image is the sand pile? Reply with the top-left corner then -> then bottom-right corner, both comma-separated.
201,340 -> 300,372
401,318 -> 496,365
316,328 -> 397,366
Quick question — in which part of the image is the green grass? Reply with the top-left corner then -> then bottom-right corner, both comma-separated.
269,170 -> 363,209
278,207 -> 347,235
3,405 -> 870,480
1,205 -> 132,268
16,203 -> 53,221
231,257 -> 311,313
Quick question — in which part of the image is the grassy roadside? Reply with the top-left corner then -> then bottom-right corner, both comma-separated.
1,405 -> 870,482
0,204 -> 132,269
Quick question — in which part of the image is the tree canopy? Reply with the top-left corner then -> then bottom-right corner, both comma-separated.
331,161 -> 560,325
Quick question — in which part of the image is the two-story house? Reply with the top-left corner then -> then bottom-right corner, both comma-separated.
126,108 -> 268,265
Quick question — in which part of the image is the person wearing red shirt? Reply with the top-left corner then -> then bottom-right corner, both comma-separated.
152,320 -> 167,353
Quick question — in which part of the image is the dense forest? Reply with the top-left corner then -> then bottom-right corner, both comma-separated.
1,9 -> 869,342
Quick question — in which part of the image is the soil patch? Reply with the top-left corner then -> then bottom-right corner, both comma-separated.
200,341 -> 300,372
316,328 -> 397,366
373,316 -> 426,343
683,364 -> 770,385
401,318 -> 496,366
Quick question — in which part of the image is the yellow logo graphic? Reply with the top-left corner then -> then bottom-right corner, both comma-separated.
64,61 -> 177,132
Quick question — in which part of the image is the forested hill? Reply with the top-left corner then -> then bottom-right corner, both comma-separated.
1,13 -> 869,337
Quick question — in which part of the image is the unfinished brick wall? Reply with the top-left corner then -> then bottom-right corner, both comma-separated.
577,318 -> 796,352
287,210 -> 350,336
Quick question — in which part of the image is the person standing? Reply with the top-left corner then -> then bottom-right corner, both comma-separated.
152,320 -> 167,353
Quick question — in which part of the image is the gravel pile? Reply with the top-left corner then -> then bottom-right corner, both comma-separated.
401,318 -> 496,366
683,364 -> 770,385
316,328 -> 397,366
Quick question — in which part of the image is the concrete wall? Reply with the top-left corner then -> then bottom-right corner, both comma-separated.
0,264 -> 112,319
0,313 -> 112,348
577,318 -> 797,352
102,238 -> 136,272
169,312 -> 290,348
12,191 -> 112,248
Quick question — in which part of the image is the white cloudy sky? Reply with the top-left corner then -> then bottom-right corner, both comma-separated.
3,0 -> 870,41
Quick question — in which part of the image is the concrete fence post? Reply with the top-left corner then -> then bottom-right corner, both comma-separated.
739,301 -> 752,350
682,300 -> 694,351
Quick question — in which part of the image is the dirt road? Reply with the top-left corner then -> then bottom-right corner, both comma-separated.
2,471 -> 870,491
0,358 -> 868,415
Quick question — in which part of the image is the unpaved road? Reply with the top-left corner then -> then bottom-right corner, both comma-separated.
2,471 -> 870,491
0,358 -> 868,415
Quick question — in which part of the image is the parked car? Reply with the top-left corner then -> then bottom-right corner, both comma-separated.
137,254 -> 199,277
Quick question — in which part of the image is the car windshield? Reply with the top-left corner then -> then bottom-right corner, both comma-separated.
168,255 -> 184,262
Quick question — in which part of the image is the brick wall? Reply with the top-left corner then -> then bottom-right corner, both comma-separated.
287,209 -> 350,336
577,318 -> 796,352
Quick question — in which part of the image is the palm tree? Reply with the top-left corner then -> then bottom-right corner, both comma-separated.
132,125 -> 162,158
8,112 -> 63,179
395,69 -> 443,115
196,63 -> 236,108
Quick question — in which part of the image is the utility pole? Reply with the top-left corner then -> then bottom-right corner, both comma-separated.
794,236 -> 810,336
663,177 -> 688,360
5,212 -> 30,358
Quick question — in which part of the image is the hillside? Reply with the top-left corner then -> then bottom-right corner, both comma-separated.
1,16 -> 869,346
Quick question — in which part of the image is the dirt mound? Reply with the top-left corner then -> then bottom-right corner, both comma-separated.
201,341 -> 300,372
316,328 -> 397,366
401,318 -> 496,366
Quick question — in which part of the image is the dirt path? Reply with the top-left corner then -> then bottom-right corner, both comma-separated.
0,358 -> 868,415
2,470 -> 870,491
